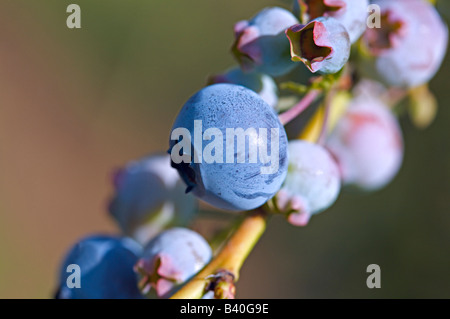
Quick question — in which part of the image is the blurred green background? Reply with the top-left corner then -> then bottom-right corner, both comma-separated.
0,0 -> 449,298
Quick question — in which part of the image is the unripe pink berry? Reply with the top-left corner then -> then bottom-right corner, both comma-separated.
361,0 -> 448,88
326,95 -> 404,191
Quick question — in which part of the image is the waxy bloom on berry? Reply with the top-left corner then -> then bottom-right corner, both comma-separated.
361,0 -> 448,88
286,17 -> 350,74
293,0 -> 369,43
232,7 -> 299,77
57,235 -> 143,299
326,95 -> 404,191
135,228 -> 212,297
108,154 -> 196,245
208,67 -> 279,109
275,141 -> 341,226
169,84 -> 288,211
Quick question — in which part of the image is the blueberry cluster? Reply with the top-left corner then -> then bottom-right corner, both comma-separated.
56,0 -> 448,299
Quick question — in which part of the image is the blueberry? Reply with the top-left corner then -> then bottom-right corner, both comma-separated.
286,17 -> 350,74
293,0 -> 369,43
326,94 -> 404,191
168,83 -> 288,211
360,0 -> 448,88
135,228 -> 212,297
108,154 -> 196,244
232,7 -> 299,77
275,140 -> 341,226
208,67 -> 279,109
56,235 -> 143,299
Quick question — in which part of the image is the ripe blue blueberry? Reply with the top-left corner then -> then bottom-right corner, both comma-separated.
361,0 -> 448,88
168,83 -> 288,211
293,0 -> 369,43
56,235 -> 143,299
286,17 -> 350,74
108,154 -> 196,245
208,67 -> 279,109
275,140 -> 341,226
135,228 -> 212,297
232,7 -> 299,77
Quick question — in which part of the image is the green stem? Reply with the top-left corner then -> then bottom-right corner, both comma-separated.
170,210 -> 268,299
208,215 -> 245,253
317,87 -> 336,145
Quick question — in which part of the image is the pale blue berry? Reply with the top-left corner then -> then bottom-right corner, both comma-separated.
232,7 -> 299,77
108,154 -> 196,244
134,228 -> 211,297
208,67 -> 279,109
275,140 -> 341,226
286,17 -> 350,74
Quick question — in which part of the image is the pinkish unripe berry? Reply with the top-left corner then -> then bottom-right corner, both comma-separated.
361,0 -> 448,88
326,95 -> 404,191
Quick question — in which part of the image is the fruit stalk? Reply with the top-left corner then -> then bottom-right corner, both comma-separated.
170,210 -> 267,299
317,88 -> 335,145
279,89 -> 321,125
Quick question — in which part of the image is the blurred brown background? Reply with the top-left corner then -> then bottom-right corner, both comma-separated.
0,0 -> 449,298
